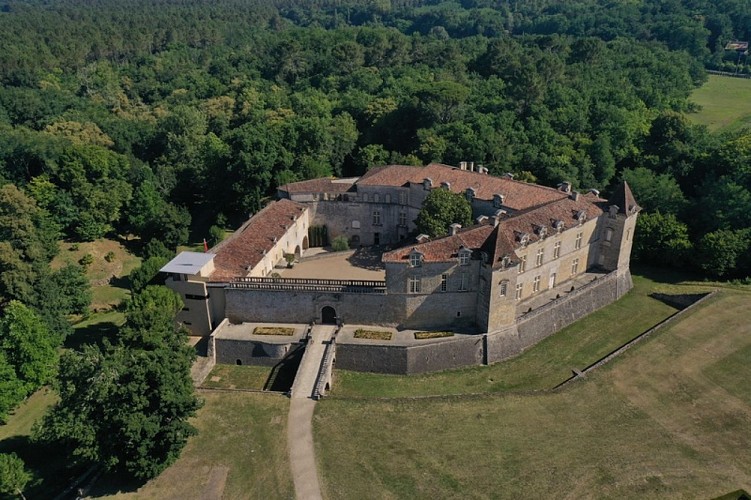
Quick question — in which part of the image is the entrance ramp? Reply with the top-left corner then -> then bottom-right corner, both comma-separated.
290,325 -> 336,399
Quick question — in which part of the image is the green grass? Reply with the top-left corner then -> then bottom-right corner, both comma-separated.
0,389 -> 76,498
315,290 -> 751,498
689,74 -> 751,132
52,238 -> 141,311
201,364 -> 274,391
93,392 -> 292,499
354,329 -> 393,340
332,273 -> 693,398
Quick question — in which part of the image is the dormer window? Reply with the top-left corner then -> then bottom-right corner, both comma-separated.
517,232 -> 530,247
554,220 -> 564,233
493,194 -> 505,208
609,205 -> 618,219
465,187 -> 476,202
409,250 -> 423,268
500,255 -> 511,268
576,210 -> 587,225
458,247 -> 471,266
441,181 -> 451,190
423,178 -> 433,191
537,225 -> 548,240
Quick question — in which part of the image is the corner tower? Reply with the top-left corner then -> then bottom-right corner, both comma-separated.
597,181 -> 640,295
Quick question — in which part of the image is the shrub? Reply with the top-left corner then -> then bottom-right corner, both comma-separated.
104,251 -> 116,262
331,235 -> 349,252
69,243 -> 79,251
78,254 -> 94,267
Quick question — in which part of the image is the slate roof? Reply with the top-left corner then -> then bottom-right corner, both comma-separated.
609,180 -> 640,215
209,199 -> 307,281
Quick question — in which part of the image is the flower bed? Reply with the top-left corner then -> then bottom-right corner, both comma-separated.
414,331 -> 454,340
253,326 -> 295,336
353,329 -> 393,341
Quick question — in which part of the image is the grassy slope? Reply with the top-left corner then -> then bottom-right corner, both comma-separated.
52,238 -> 141,310
201,364 -> 274,390
315,290 -> 751,498
332,273 -> 685,398
97,392 -> 292,499
689,74 -> 751,132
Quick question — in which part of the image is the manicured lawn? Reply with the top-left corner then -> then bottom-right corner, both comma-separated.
689,74 -> 751,131
201,364 -> 275,391
93,392 -> 292,499
332,272 -> 696,398
315,290 -> 751,498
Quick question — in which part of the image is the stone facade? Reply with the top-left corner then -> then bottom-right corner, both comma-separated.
162,163 -> 640,373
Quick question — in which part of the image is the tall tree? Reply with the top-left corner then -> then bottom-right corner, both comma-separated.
415,188 -> 473,238
36,287 -> 201,480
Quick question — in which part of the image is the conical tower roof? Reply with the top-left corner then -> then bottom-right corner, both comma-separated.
610,180 -> 639,214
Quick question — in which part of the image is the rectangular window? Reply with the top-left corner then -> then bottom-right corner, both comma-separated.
399,192 -> 407,205
536,248 -> 544,267
533,275 -> 541,292
459,252 -> 470,266
604,227 -> 614,242
575,232 -> 583,249
372,210 -> 381,225
399,212 -> 407,226
553,241 -> 561,259
408,277 -> 421,294
459,272 -> 468,291
385,194 -> 391,203
515,283 -> 523,300
499,281 -> 508,297
440,274 -> 448,292
410,253 -> 422,267
571,258 -> 579,275
519,255 -> 527,273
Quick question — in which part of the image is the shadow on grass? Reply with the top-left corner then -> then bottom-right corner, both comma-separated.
632,263 -> 705,285
0,435 -> 87,498
109,274 -> 132,290
65,321 -> 121,350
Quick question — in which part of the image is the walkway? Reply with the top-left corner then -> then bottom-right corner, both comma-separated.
287,325 -> 336,500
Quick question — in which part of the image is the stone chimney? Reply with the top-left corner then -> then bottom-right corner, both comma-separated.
459,161 -> 467,170
504,172 -> 514,180
589,188 -> 600,197
449,223 -> 462,236
558,181 -> 572,193
416,234 -> 430,243
469,161 -> 475,172
571,191 -> 580,201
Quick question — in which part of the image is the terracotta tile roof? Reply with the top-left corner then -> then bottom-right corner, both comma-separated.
383,193 -> 606,269
209,199 -> 307,281
383,224 -> 495,263
357,163 -> 569,211
278,177 -> 357,194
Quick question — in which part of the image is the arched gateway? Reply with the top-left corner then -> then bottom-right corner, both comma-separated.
321,306 -> 337,324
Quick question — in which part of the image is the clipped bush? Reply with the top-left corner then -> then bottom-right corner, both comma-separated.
331,235 -> 349,252
104,251 -> 116,262
78,254 -> 94,267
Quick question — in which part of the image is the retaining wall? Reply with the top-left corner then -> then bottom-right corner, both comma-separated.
215,337 -> 301,366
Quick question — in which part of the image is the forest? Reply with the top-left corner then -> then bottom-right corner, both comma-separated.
1,0 -> 751,487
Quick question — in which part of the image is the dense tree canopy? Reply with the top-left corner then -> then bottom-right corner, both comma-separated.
36,287 -> 200,480
416,188 -> 473,237
0,0 -> 748,278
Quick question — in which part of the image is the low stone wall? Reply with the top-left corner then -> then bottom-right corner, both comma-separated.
215,337 -> 301,366
336,334 -> 484,375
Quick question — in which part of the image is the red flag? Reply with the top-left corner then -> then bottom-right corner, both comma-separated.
203,238 -> 208,252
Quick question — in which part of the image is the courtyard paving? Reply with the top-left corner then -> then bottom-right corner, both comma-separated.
279,247 -> 385,281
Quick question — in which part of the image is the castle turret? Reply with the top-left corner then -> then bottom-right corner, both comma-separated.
597,181 -> 640,294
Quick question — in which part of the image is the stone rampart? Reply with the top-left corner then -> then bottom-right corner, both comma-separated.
215,337 -> 300,366
336,334 -> 484,374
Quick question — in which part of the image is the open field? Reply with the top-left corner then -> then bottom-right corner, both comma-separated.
93,391 -> 292,499
315,290 -> 751,498
689,75 -> 751,131
331,272 -> 690,398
